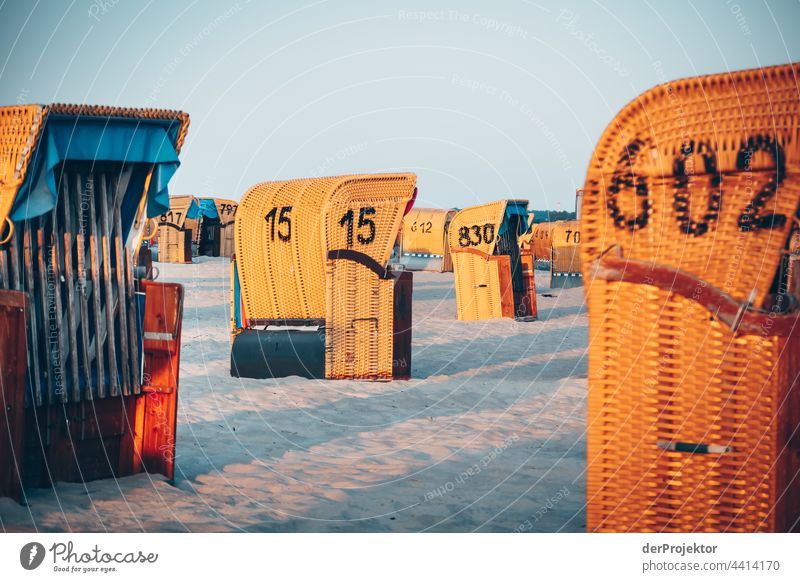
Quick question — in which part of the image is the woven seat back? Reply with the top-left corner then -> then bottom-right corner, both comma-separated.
448,201 -> 507,320
582,63 -> 800,532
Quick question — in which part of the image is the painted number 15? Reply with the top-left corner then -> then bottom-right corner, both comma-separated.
339,207 -> 376,247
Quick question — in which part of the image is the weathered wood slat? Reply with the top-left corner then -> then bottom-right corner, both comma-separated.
9,227 -> 21,291
111,176 -> 131,396
35,216 -> 56,405
73,172 -> 93,400
98,173 -> 120,397
125,247 -> 141,394
22,222 -> 43,406
48,202 -> 68,403
0,245 -> 8,288
87,172 -> 106,399
60,175 -> 82,403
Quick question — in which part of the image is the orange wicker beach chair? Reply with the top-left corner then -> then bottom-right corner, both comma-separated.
0,104 -> 189,502
231,173 -> 416,380
398,207 -> 457,272
449,200 -> 537,321
582,63 -> 800,532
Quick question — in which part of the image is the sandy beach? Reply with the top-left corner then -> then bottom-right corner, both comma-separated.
1,257 -> 588,532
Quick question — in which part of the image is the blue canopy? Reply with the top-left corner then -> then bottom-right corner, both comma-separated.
11,115 -> 182,222
499,200 -> 529,236
198,198 -> 220,219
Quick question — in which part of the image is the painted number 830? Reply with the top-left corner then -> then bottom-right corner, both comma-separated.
458,223 -> 495,247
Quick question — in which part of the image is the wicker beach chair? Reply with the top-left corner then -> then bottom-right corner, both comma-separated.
231,173 -> 416,380
213,198 -> 238,257
399,207 -> 457,272
0,104 -> 189,501
157,195 -> 198,263
582,63 -> 800,532
449,200 -> 536,321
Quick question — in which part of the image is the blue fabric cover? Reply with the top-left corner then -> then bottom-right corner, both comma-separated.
499,200 -> 529,236
11,115 -> 182,221
198,198 -> 219,219
185,197 -> 201,220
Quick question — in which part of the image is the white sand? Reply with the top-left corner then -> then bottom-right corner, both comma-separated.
1,257 -> 588,532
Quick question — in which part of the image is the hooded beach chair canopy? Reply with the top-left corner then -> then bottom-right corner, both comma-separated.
231,173 -> 417,380
0,104 -> 189,242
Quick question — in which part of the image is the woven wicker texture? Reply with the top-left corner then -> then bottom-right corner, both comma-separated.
0,106 -> 47,242
236,174 -> 416,323
582,63 -> 800,532
448,200 -> 508,320
401,208 -> 454,256
323,175 -> 416,378
550,220 -> 581,274
325,260 -> 395,379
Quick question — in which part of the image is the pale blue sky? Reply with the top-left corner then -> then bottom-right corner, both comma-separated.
1,0 -> 798,210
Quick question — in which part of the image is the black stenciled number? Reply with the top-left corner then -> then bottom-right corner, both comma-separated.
412,221 -> 433,233
672,140 -> 721,237
159,211 -> 181,225
736,135 -> 786,232
607,138 -> 651,232
265,206 -> 292,242
458,223 -> 495,247
339,209 -> 354,246
482,223 -> 495,244
469,225 -> 482,245
458,226 -> 471,247
339,206 -> 376,247
357,207 -> 376,244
